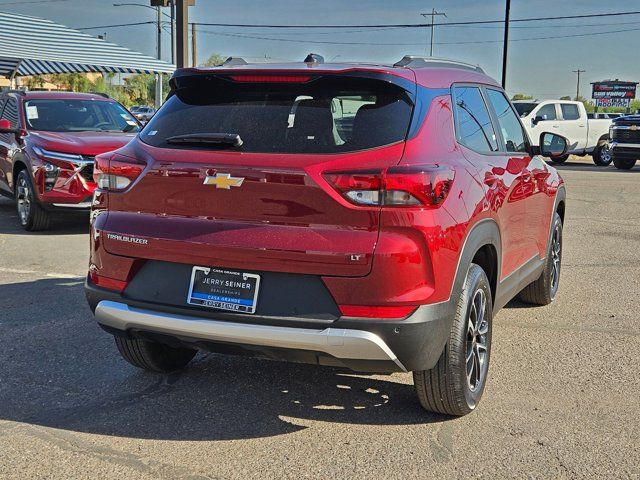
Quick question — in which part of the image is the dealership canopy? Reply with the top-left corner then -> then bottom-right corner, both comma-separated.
0,11 -> 175,78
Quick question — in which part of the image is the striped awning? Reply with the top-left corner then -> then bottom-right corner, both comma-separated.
0,11 -> 175,77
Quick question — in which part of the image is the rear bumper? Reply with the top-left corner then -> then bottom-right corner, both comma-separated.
86,281 -> 453,373
96,300 -> 408,371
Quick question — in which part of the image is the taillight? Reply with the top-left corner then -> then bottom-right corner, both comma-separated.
339,305 -> 417,319
89,271 -> 128,293
94,153 -> 144,191
323,171 -> 382,205
324,165 -> 454,207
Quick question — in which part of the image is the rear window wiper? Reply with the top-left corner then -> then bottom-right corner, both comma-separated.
165,133 -> 243,148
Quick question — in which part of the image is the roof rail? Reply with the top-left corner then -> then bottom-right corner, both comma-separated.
304,53 -> 324,64
394,56 -> 484,73
89,91 -> 110,99
223,56 -> 248,66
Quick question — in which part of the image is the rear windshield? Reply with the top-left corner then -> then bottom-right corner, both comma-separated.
24,99 -> 141,133
513,102 -> 538,117
140,75 -> 414,153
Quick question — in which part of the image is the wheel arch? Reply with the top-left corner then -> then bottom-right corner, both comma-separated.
596,133 -> 609,146
11,157 -> 29,191
548,186 -> 567,249
450,219 -> 502,310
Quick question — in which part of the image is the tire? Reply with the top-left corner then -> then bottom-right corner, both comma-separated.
592,143 -> 613,166
549,154 -> 569,165
14,169 -> 50,231
413,263 -> 492,416
519,212 -> 563,306
114,336 -> 197,373
612,157 -> 636,170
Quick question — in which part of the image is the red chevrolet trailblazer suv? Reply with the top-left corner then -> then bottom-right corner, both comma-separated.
0,90 -> 140,230
86,56 -> 567,415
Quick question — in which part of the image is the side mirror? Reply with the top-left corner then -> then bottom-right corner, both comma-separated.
532,114 -> 547,126
539,132 -> 569,158
0,119 -> 17,134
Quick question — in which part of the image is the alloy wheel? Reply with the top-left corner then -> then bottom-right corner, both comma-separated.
599,145 -> 612,164
16,176 -> 31,226
466,288 -> 489,392
550,223 -> 562,292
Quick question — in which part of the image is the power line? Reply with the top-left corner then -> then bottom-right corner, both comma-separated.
190,10 -> 640,28
78,10 -> 640,31
195,25 -> 640,47
78,21 -> 157,30
0,0 -> 69,4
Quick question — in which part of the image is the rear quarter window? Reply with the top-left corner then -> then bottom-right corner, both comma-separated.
560,104 -> 580,120
452,86 -> 498,154
140,75 -> 414,154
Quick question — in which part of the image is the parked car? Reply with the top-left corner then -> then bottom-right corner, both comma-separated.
513,100 -> 612,165
132,105 -> 156,122
0,90 -> 141,230
609,114 -> 640,170
85,56 -> 567,416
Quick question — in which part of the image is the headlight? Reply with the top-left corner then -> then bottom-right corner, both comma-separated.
32,146 -> 84,163
43,162 -> 60,191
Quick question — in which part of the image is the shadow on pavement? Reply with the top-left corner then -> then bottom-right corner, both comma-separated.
547,160 -> 640,173
0,277 -> 446,442
0,197 -> 89,235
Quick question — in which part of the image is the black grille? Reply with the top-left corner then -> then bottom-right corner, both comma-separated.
80,157 -> 95,183
611,129 -> 640,143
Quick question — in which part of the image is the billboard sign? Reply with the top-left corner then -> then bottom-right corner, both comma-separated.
592,81 -> 637,109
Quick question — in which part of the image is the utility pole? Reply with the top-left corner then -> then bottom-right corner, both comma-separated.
155,5 -> 162,108
572,69 -> 586,100
420,9 -> 446,57
501,0 -> 510,88
175,0 -> 191,68
191,22 -> 197,67
170,0 -> 175,64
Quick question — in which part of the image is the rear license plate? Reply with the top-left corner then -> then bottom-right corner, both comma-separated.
187,266 -> 260,314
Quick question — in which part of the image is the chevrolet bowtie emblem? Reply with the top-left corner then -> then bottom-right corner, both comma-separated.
203,173 -> 245,189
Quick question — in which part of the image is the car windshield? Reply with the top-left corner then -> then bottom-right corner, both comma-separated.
140,75 -> 414,154
23,99 -> 141,133
513,102 -> 538,117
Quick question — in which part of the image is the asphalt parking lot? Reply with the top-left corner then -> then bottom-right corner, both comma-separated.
0,156 -> 638,479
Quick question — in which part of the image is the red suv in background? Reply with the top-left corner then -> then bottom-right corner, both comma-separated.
86,56 -> 567,415
0,91 -> 140,230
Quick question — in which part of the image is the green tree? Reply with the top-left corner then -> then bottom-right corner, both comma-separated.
511,93 -> 533,101
575,95 -> 595,113
201,53 -> 226,67
49,73 -> 92,92
23,76 -> 46,89
559,96 -> 571,100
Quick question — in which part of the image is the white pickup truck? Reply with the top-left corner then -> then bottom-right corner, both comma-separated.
513,100 -> 612,166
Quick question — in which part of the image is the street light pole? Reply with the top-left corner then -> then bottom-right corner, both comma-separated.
420,9 -> 446,57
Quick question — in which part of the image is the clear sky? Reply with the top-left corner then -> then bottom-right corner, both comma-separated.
2,0 -> 640,99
